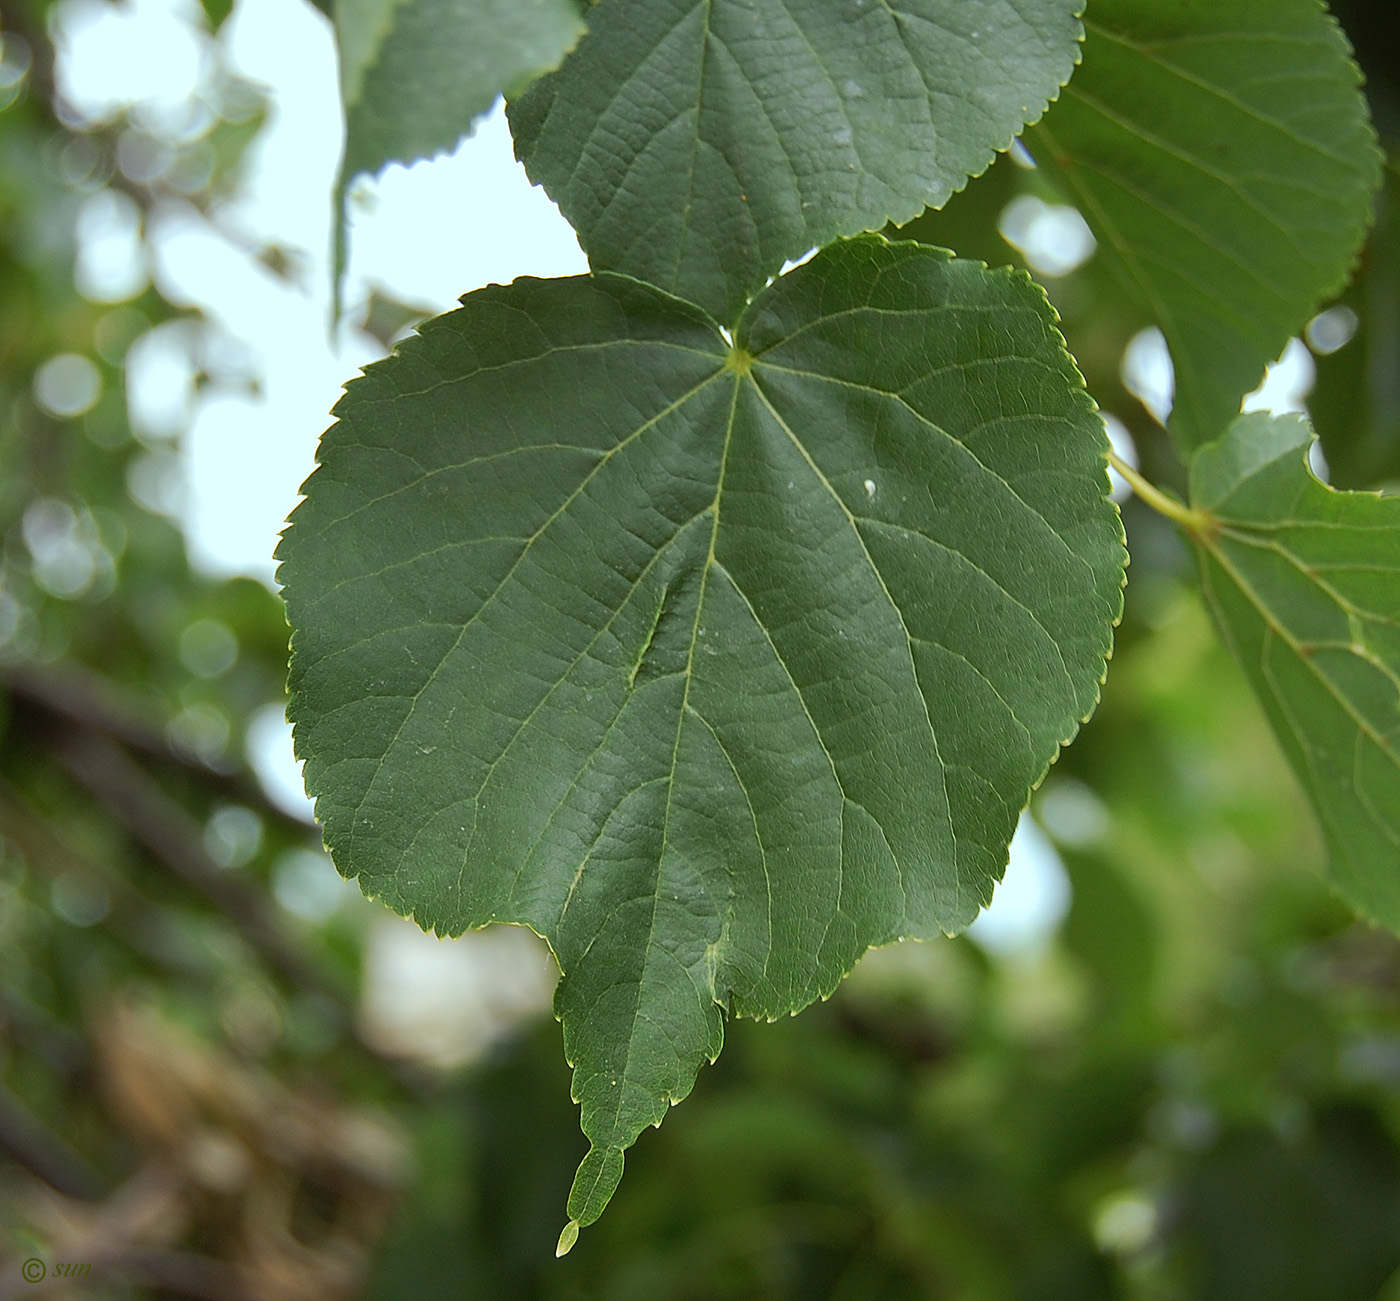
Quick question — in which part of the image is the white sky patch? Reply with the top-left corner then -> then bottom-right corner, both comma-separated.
1121,327 -> 1174,426
76,190 -> 150,303
360,918 -> 558,1069
1241,336 -> 1315,417
348,104 -> 588,315
777,246 -> 818,277
125,317 -> 197,439
52,0 -> 207,126
84,0 -> 591,583
218,0 -> 344,256
1103,414 -> 1137,504
966,812 -> 1071,958
245,702 -> 316,823
150,202 -> 374,578
998,195 -> 1096,278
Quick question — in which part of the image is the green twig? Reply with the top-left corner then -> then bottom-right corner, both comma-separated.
1108,450 -> 1213,535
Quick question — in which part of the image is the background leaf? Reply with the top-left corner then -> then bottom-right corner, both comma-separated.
279,237 -> 1125,1234
1310,164 -> 1400,490
508,0 -> 1086,325
336,0 -> 584,184
1190,412 -> 1400,928
330,0 -> 585,308
1029,0 -> 1381,453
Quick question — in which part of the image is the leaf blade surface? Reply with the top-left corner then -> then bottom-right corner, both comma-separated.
278,238 -> 1125,1231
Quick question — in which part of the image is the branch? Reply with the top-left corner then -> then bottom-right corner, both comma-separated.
0,1083 -> 104,1201
2,667 -> 313,840
3,681 -> 433,1092
51,727 -> 346,1006
106,1249 -> 256,1301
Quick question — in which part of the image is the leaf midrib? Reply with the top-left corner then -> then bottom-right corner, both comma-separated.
592,368 -> 743,1146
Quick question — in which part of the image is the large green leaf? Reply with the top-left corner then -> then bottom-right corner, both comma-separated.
507,0 -> 1086,325
336,0 -> 584,185
278,237 -> 1125,1239
1189,413 -> 1400,926
1030,0 -> 1381,452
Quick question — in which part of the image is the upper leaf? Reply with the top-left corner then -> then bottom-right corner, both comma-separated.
336,0 -> 584,185
278,237 -> 1125,1237
1029,0 -> 1382,452
1189,413 -> 1400,926
507,0 -> 1086,324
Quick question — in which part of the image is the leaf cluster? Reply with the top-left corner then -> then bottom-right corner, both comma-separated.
285,0 -> 1396,1244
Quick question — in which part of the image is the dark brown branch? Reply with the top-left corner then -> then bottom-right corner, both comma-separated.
3,667 -> 314,841
0,1083 -> 104,1201
3,681 -> 431,1092
51,728 -> 346,1007
0,778 -> 284,1010
6,666 -> 199,767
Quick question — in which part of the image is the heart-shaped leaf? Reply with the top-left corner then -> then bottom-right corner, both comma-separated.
1030,0 -> 1381,451
278,237 -> 1125,1237
1190,413 -> 1400,927
508,0 -> 1087,324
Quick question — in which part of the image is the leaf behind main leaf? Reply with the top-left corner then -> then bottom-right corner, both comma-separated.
337,0 -> 584,185
277,237 -> 1125,1237
330,0 -> 585,309
508,0 -> 1087,325
1190,412 -> 1400,925
1030,0 -> 1382,452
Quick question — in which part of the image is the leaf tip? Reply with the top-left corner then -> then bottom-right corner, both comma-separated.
556,1220 -> 580,1257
